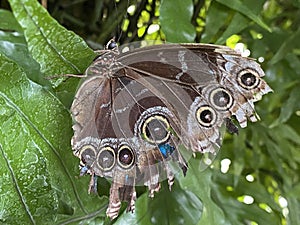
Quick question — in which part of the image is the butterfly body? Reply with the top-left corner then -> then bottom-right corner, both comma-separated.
71,41 -> 272,219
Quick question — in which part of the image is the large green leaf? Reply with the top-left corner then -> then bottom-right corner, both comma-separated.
0,1 -> 109,224
0,58 -> 57,224
0,53 -> 106,224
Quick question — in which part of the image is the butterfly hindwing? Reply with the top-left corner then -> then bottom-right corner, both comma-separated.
71,42 -> 272,219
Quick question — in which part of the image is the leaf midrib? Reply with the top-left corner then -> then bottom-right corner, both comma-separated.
0,91 -> 87,214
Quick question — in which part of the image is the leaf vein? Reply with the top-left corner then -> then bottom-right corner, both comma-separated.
0,92 -> 88,214
0,144 -> 36,225
20,0 -> 81,73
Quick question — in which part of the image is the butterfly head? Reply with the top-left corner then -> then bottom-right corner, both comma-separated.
106,39 -> 118,50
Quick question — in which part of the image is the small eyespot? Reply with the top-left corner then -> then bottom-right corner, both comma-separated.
117,145 -> 135,169
209,87 -> 233,111
237,69 -> 260,90
97,146 -> 116,171
79,145 -> 97,165
196,105 -> 217,127
141,114 -> 171,144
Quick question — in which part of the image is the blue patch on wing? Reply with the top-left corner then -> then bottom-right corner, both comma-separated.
158,143 -> 175,158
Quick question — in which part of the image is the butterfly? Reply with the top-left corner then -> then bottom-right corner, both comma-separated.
70,40 -> 272,219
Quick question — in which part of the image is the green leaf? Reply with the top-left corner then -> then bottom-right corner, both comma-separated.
286,196 -> 300,225
0,9 -> 22,31
286,183 -> 300,200
179,159 -> 229,225
148,182 -> 202,225
0,54 -> 54,224
271,87 -> 300,127
270,27 -> 300,64
0,10 -> 50,87
115,181 -> 202,225
214,173 -> 282,225
203,0 -> 270,44
0,49 -> 108,225
215,13 -> 248,44
8,0 -> 96,107
160,0 -> 196,42
1,1 -> 109,223
8,0 -> 95,79
216,0 -> 271,32
201,2 -> 230,43
276,124 -> 300,146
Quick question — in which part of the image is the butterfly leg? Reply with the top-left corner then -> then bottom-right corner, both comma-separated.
88,172 -> 98,194
107,171 -> 137,219
106,181 -> 122,220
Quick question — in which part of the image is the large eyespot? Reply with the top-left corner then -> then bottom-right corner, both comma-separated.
237,69 -> 260,90
209,87 -> 233,111
196,105 -> 217,127
117,145 -> 135,169
79,145 -> 97,165
97,146 -> 116,171
141,115 -> 171,144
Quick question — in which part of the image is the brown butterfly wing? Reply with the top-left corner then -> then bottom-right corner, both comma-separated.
71,43 -> 272,219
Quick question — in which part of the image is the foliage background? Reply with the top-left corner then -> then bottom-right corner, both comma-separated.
0,0 -> 299,224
